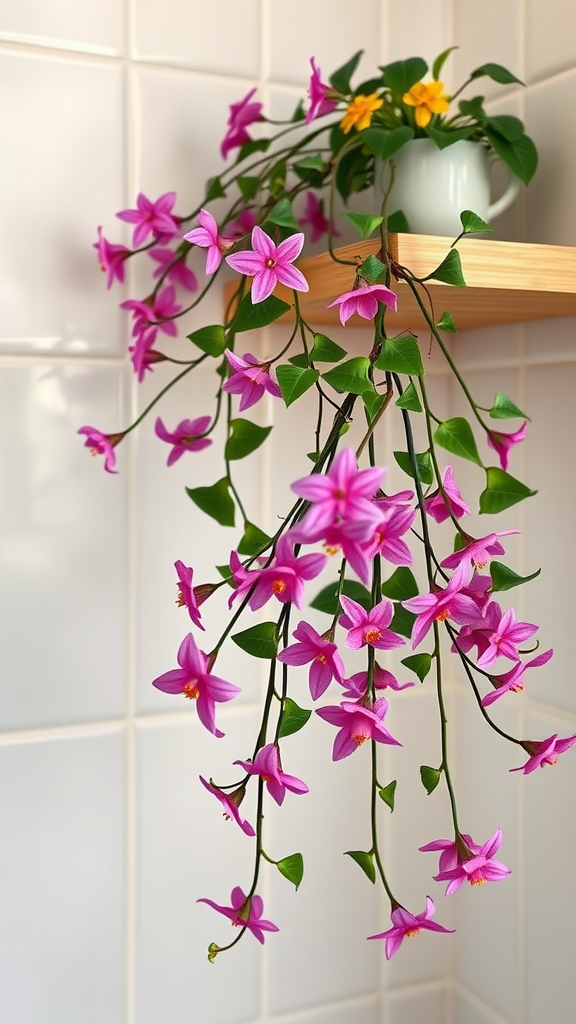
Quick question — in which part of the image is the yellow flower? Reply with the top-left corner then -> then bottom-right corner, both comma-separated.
340,92 -> 383,134
402,81 -> 450,128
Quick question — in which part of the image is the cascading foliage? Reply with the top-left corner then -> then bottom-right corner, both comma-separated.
81,49 -> 572,962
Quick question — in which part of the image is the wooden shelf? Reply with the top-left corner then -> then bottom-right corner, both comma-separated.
224,234 -> 576,331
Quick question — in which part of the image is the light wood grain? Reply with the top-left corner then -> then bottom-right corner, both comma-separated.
223,234 -> 576,331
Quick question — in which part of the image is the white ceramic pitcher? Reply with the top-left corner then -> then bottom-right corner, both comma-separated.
376,138 -> 520,236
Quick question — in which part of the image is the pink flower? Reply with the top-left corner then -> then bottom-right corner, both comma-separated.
234,743 -> 308,805
298,192 -> 340,243
183,209 -> 233,275
152,633 -> 240,736
421,830 -> 511,895
226,226 -> 309,304
228,536 -> 326,611
364,503 -> 416,565
316,697 -> 401,760
222,350 -> 282,411
326,280 -> 398,325
306,57 -> 338,124
116,191 -> 180,248
154,415 -> 212,467
277,621 -> 345,699
78,425 -> 122,474
424,466 -> 471,523
440,530 -> 519,571
482,648 -> 554,707
367,897 -> 454,959
148,247 -> 198,291
220,88 -> 263,160
94,227 -> 131,288
487,421 -> 528,471
339,595 -> 406,652
128,324 -> 165,382
121,285 -> 182,339
289,516 -> 375,584
198,886 -> 278,944
476,605 -> 538,670
511,733 -> 576,774
341,666 -> 414,697
199,777 -> 255,837
226,208 -> 258,239
291,447 -> 384,540
402,560 -> 480,648
174,560 -> 204,630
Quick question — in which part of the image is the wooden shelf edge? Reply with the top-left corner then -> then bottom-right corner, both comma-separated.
224,234 -> 576,331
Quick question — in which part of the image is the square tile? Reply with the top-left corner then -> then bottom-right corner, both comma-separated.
524,71 -> 576,246
0,0 -> 124,55
386,2 -> 450,69
133,0 -> 260,78
0,51 -> 125,355
526,0 -> 576,83
452,0 -> 523,102
386,984 -> 450,1024
0,362 -> 128,729
0,730 -> 125,1024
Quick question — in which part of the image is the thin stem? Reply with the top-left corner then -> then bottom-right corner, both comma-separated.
371,740 -> 396,903
433,622 -> 460,834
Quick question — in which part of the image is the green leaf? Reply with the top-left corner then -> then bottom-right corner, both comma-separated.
238,138 -> 271,160
470,62 -> 524,86
344,849 -> 376,884
232,621 -> 278,660
425,249 -> 467,287
343,212 -> 384,240
387,209 -> 410,233
278,697 -> 312,738
460,210 -> 493,235
310,333 -> 347,363
335,145 -> 372,201
434,417 -> 483,466
288,353 -> 310,368
363,125 -> 414,161
205,175 -> 226,200
432,46 -> 458,81
420,765 -> 441,795
215,564 -> 234,587
390,604 -> 416,639
479,467 -> 537,514
236,175 -> 260,200
458,96 -> 487,120
363,390 -> 387,423
276,853 -> 304,890
381,567 -> 419,600
425,126 -> 474,150
490,560 -> 541,593
486,115 -> 524,142
266,196 -> 299,230
291,99 -> 306,122
207,942 -> 220,964
187,324 -> 227,357
294,154 -> 325,172
276,364 -> 319,406
322,357 -> 373,395
359,253 -> 388,284
489,391 -> 529,421
330,49 -> 363,94
380,57 -> 428,95
393,449 -> 434,485
354,77 -> 385,95
186,477 -> 235,526
401,653 -> 433,682
237,521 -> 271,556
395,381 -> 423,412
310,580 -> 372,616
436,310 -> 457,333
375,334 -> 424,376
225,418 -> 272,461
379,781 -> 397,811
484,130 -> 538,185
232,293 -> 291,332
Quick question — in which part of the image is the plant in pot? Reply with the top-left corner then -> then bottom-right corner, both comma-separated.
82,49 -> 569,965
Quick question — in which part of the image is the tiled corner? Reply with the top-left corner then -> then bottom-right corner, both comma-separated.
452,0 -> 524,101
0,729 -> 125,1024
132,0 -> 260,78
0,50 -> 126,355
451,987 -> 512,1024
0,0 -> 124,55
525,0 -> 576,83
0,362 -> 128,730
135,713 -> 261,1024
265,0 -> 381,86
269,998 -> 380,1024
385,984 -> 450,1024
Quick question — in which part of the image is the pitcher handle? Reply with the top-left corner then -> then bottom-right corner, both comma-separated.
487,152 -> 520,221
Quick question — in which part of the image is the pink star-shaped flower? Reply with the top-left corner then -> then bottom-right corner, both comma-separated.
298,192 -> 340,243
174,560 -> 205,630
487,421 -> 528,471
222,349 -> 282,411
234,744 -> 308,806
183,209 -> 233,275
291,446 -> 384,541
424,466 -> 471,523
148,247 -> 198,291
94,226 -> 131,289
154,415 -> 212,467
152,633 -> 240,736
316,697 -> 401,760
339,595 -> 405,652
440,530 -> 519,571
78,425 -> 122,474
226,226 -> 309,304
306,57 -> 338,124
367,897 -> 454,959
326,280 -> 398,325
277,621 -> 345,699
421,829 -> 511,895
199,777 -> 255,837
482,648 -> 554,707
116,191 -> 180,248
402,560 -> 480,648
220,88 -> 263,160
198,886 -> 278,944
510,733 -> 576,774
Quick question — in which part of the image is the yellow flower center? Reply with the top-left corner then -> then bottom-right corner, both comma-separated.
402,80 -> 450,128
272,579 -> 287,595
470,876 -> 486,887
265,257 -> 276,269
176,587 -> 186,607
323,544 -> 341,556
435,607 -> 451,622
364,627 -> 382,643
340,92 -> 383,134
183,682 -> 200,700
405,927 -> 420,938
352,734 -> 368,746
315,654 -> 327,664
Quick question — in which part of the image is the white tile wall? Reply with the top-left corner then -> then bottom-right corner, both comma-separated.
1,2 -> 576,1023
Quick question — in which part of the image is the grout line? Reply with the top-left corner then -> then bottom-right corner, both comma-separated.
0,720 -> 125,745
452,981 -> 513,1024
263,991 -> 380,1023
0,351 -> 126,365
